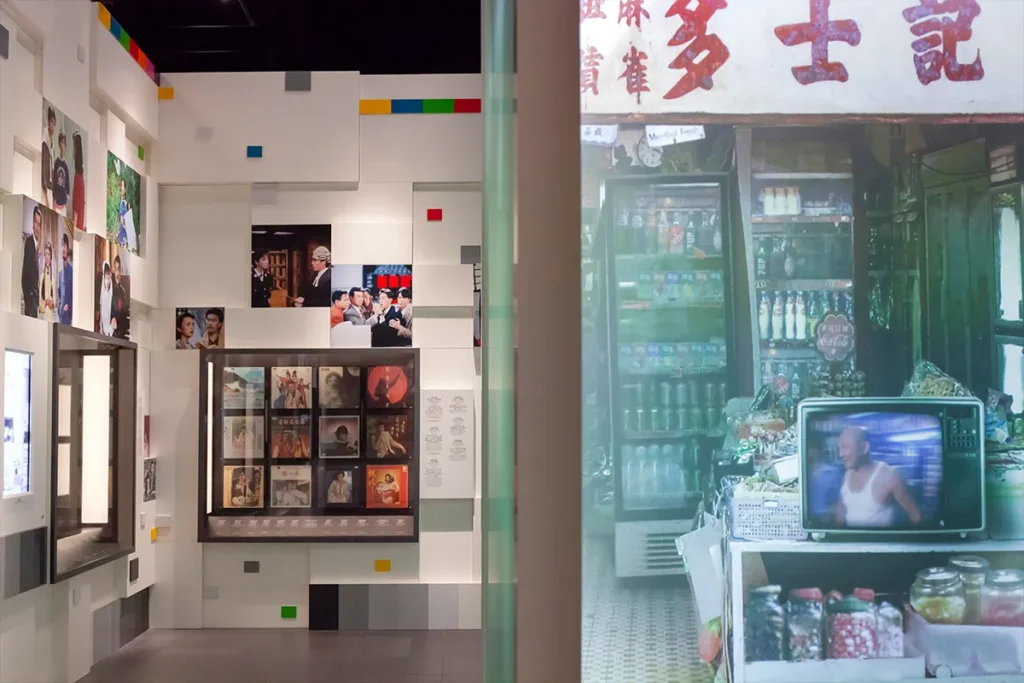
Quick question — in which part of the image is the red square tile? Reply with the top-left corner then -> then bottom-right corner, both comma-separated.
426,208 -> 443,222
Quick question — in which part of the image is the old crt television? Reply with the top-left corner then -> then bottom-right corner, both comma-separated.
800,397 -> 985,536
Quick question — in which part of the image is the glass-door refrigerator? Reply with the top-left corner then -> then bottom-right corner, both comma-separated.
604,175 -> 735,578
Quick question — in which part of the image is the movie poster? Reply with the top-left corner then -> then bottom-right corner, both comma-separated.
365,364 -> 414,409
318,366 -> 361,409
323,467 -> 358,506
250,225 -> 332,308
270,465 -> 311,508
143,458 -> 156,502
366,465 -> 409,509
42,99 -> 88,229
174,308 -> 225,349
94,235 -> 130,339
20,197 -> 74,324
223,416 -> 264,459
366,414 -> 412,459
106,151 -> 143,254
318,416 -> 360,458
270,415 -> 311,459
329,264 -> 413,347
223,367 -> 265,410
223,465 -> 264,508
270,366 -> 312,409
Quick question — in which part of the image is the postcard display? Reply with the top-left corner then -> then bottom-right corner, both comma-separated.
198,348 -> 419,541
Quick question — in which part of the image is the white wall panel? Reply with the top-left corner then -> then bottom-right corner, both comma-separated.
413,265 -> 473,307
414,318 -> 473,350
309,544 -> 419,584
420,349 -> 475,390
0,10 -> 42,195
202,545 -> 309,628
250,184 -> 413,225
419,532 -> 474,583
360,74 -> 482,100
359,115 -> 483,184
156,72 -> 359,185
150,539 -> 203,629
88,19 -> 157,140
226,308 -> 329,349
412,189 -> 482,265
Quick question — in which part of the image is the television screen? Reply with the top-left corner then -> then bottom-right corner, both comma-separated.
804,411 -> 943,530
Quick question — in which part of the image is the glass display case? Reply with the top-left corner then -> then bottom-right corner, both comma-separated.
198,347 -> 419,542
50,326 -> 136,583
3,349 -> 32,498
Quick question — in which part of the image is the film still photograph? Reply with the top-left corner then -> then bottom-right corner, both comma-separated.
143,458 -> 156,502
42,100 -> 88,228
329,265 -> 413,347
270,366 -> 312,409
271,466 -> 312,508
270,415 -> 312,459
251,225 -> 332,308
223,367 -> 266,410
143,415 -> 151,458
174,308 -> 225,349
365,364 -> 414,409
20,197 -> 74,324
318,416 -> 360,458
318,366 -> 361,409
94,235 -> 131,339
223,416 -> 265,460
223,465 -> 264,509
366,414 -> 413,459
322,466 -> 358,506
106,151 -> 142,253
366,464 -> 409,509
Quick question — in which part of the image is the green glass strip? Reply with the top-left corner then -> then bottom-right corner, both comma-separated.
119,31 -> 130,51
423,99 -> 455,114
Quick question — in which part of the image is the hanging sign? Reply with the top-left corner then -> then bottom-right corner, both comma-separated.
816,313 -> 856,362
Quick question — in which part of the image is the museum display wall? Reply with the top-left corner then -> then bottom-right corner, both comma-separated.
0,0 -> 483,678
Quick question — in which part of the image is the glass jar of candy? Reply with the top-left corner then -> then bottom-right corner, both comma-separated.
745,585 -> 784,662
981,569 -> 1024,627
949,555 -> 990,625
785,588 -> 824,661
826,596 -> 877,659
911,567 -> 966,625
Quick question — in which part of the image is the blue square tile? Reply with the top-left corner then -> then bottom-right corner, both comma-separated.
246,145 -> 263,159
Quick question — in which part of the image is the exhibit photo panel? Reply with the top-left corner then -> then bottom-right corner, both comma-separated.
50,325 -> 137,583
199,347 -> 419,541
329,264 -> 413,348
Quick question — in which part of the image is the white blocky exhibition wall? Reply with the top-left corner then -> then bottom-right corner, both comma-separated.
0,0 -> 484,679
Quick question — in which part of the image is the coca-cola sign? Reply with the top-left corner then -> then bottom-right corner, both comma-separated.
816,313 -> 855,362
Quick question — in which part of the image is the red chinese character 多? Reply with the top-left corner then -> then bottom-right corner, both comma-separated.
902,0 -> 984,85
775,0 -> 862,85
580,0 -> 607,21
580,46 -> 605,95
619,45 -> 650,103
618,0 -> 650,29
663,0 -> 730,100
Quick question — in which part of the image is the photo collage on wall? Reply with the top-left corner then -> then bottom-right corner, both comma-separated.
94,235 -> 131,339
174,308 -> 226,349
329,264 -> 413,348
215,360 -> 415,514
20,197 -> 74,324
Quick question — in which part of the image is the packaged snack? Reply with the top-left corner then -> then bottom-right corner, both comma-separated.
876,602 -> 904,659
746,585 -> 785,662
785,588 -> 824,661
901,360 -> 972,398
827,596 -> 878,659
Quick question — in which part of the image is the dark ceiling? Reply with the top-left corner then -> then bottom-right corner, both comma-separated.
96,0 -> 482,75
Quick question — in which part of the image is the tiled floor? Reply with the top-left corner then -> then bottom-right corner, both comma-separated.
79,628 -> 482,683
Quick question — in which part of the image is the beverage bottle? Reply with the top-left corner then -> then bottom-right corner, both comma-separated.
771,292 -> 785,341
657,211 -> 670,254
685,213 -> 698,253
765,187 -> 778,216
663,444 -> 680,495
712,213 -> 722,253
675,380 -> 689,408
841,291 -> 853,316
632,208 -> 646,254
622,445 -> 635,498
622,392 -> 635,432
762,359 -> 774,389
794,291 -> 807,340
617,204 -> 631,253
758,292 -> 771,340
830,291 -> 841,315
635,385 -> 647,433
645,210 -> 658,254
685,440 -> 702,491
786,187 -> 800,215
784,292 -> 796,340
770,238 -> 784,278
669,217 -> 685,254
635,446 -> 649,497
791,364 -> 805,400
755,240 -> 769,279
783,238 -> 796,278
806,292 -> 821,339
776,362 -> 792,396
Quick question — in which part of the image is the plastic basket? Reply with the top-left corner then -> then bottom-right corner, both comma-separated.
730,489 -> 807,541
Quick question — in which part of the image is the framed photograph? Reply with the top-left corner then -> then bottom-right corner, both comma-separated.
270,366 -> 312,409
222,416 -> 265,460
318,366 -> 361,409
21,197 -> 74,324
270,465 -> 312,508
322,466 -> 359,507
106,151 -> 143,254
365,364 -> 414,409
270,415 -> 311,459
223,367 -> 265,410
94,235 -> 130,339
42,99 -> 88,229
222,465 -> 264,509
174,308 -> 225,349
329,264 -> 413,348
318,416 -> 360,458
251,225 -> 332,308
143,458 -> 156,502
366,464 -> 409,509
365,414 -> 413,459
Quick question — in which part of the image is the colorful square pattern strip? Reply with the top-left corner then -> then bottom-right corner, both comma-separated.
358,98 -> 482,115
98,4 -> 159,85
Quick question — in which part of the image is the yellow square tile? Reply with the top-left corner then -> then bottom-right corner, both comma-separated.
374,559 -> 391,573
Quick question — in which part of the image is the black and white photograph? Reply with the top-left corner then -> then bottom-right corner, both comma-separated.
271,465 -> 312,508
317,366 -> 361,409
143,458 -> 156,502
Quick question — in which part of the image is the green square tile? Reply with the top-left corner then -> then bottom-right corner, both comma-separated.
281,605 -> 297,620
119,31 -> 130,51
423,99 -> 455,114
137,146 -> 145,161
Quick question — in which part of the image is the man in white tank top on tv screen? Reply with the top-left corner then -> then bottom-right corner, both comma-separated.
834,426 -> 923,527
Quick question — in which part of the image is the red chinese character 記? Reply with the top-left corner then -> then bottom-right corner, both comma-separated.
775,0 -> 862,85
663,0 -> 730,100
902,0 -> 984,85
619,45 -> 650,103
618,0 -> 650,29
580,46 -> 605,95
580,0 -> 607,21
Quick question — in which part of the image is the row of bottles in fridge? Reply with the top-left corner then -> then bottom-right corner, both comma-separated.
621,441 -> 701,502
754,235 -> 853,281
760,359 -> 866,400
758,290 -> 853,343
624,269 -> 725,306
615,200 -> 722,256
618,341 -> 728,375
623,378 -> 728,433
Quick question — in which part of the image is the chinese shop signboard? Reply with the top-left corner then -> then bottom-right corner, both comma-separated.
580,0 -> 1024,115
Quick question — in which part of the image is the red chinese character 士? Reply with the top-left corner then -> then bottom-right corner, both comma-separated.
618,0 -> 650,29
663,0 -> 730,100
619,45 -> 650,103
580,0 -> 607,21
580,46 -> 605,95
902,0 -> 984,85
775,0 -> 862,85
